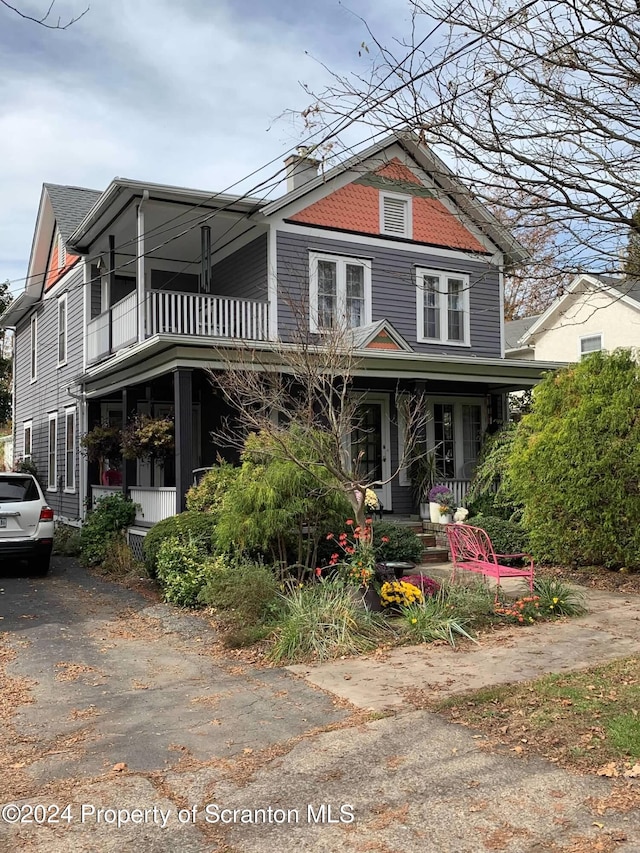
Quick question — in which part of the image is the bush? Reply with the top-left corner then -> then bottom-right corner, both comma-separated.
400,597 -> 476,647
509,350 -> 640,568
185,460 -> 238,514
473,515 -> 530,560
371,522 -> 424,564
53,523 -> 82,556
142,511 -> 216,576
155,536 -> 214,607
214,430 -> 350,572
80,494 -> 137,566
466,424 -> 523,520
198,556 -> 280,623
101,532 -> 144,579
269,580 -> 394,663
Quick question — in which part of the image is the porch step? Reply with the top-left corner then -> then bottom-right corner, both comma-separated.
418,533 -> 437,549
419,546 -> 451,564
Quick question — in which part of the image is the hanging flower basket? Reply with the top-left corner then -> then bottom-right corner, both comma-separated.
121,414 -> 174,463
80,423 -> 122,482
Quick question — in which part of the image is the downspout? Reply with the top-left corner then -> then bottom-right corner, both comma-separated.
137,190 -> 149,343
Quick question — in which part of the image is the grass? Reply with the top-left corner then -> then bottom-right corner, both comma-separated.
269,580 -> 395,664
430,657 -> 640,774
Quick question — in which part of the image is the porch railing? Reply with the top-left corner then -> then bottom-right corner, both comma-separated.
443,479 -> 472,505
87,312 -> 110,362
145,290 -> 269,341
112,291 -> 137,350
129,487 -> 176,526
91,485 -> 121,506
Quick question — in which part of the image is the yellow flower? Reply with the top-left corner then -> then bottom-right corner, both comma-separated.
552,597 -> 559,604
411,618 -> 417,624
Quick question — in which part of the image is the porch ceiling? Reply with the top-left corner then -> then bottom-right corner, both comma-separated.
78,335 -> 564,397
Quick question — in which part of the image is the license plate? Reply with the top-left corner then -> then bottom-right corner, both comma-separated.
0,518 -> 6,528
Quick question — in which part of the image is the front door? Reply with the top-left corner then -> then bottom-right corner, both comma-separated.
351,395 -> 392,510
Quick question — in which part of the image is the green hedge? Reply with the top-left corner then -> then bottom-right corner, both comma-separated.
143,511 -> 216,576
472,515 -> 530,561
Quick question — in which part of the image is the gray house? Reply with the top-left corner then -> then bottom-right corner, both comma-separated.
2,132 -> 559,537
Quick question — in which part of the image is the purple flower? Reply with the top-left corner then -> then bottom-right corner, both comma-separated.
404,575 -> 440,596
428,485 -> 453,503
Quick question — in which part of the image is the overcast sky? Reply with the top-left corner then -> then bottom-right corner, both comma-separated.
0,0 -> 412,293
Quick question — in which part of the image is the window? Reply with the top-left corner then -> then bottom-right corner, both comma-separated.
309,253 -> 371,332
57,294 -> 67,365
58,232 -> 66,270
580,334 -> 602,359
30,314 -> 37,381
431,400 -> 484,480
47,413 -> 57,491
23,421 -> 32,462
416,268 -> 470,345
380,192 -> 411,238
64,408 -> 75,491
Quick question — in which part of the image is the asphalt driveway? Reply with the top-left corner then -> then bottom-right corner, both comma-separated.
1,556 -> 639,852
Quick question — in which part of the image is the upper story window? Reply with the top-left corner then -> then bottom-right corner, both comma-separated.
57,294 -> 67,365
309,252 -> 372,332
30,314 -> 37,382
580,334 -> 602,359
380,192 -> 411,238
416,268 -> 470,346
57,232 -> 66,270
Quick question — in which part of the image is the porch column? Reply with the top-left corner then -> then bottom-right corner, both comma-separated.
121,387 -> 129,498
137,190 -> 149,343
174,368 -> 193,514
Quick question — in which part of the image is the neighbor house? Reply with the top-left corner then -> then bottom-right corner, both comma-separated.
2,132 -> 561,546
505,273 -> 640,361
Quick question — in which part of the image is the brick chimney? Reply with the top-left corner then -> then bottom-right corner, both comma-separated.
284,155 -> 319,192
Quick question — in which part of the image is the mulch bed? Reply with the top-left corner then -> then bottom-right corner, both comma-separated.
536,563 -> 640,595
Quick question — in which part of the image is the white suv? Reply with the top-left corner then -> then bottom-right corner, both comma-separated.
0,473 -> 54,575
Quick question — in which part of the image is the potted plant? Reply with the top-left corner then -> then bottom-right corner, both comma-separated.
428,485 -> 454,524
121,414 -> 174,464
411,451 -> 438,519
80,423 -> 122,485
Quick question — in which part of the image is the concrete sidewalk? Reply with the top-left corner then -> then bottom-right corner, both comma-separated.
289,565 -> 640,711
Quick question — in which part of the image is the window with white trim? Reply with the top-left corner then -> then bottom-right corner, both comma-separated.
57,294 -> 67,365
47,413 -> 57,491
30,314 -> 37,381
23,420 -> 32,462
380,192 -> 411,238
579,334 -> 602,359
64,408 -> 76,491
416,268 -> 470,345
309,253 -> 372,332
58,232 -> 66,270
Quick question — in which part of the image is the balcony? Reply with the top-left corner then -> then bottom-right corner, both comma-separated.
87,290 -> 269,364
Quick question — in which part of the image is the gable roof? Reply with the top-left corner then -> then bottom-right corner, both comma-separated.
262,131 -> 528,265
520,273 -> 640,345
349,319 -> 413,352
505,315 -> 541,350
43,183 -> 102,243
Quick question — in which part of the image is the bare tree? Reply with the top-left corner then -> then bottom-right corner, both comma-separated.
1,0 -> 88,29
299,0 -> 640,279
209,304 -> 428,528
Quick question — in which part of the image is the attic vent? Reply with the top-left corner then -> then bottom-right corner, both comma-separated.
381,194 -> 410,237
57,232 -> 66,270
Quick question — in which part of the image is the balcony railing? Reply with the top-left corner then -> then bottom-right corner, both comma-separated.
146,290 -> 269,341
443,479 -> 472,505
88,290 -> 269,363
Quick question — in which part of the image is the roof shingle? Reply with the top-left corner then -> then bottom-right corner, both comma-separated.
43,183 -> 102,243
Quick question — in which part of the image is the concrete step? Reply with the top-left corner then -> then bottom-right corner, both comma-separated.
417,532 -> 437,548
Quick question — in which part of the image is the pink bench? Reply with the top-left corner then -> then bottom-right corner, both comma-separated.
446,523 -> 534,599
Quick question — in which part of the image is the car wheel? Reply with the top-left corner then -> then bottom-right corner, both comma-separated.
29,557 -> 50,576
